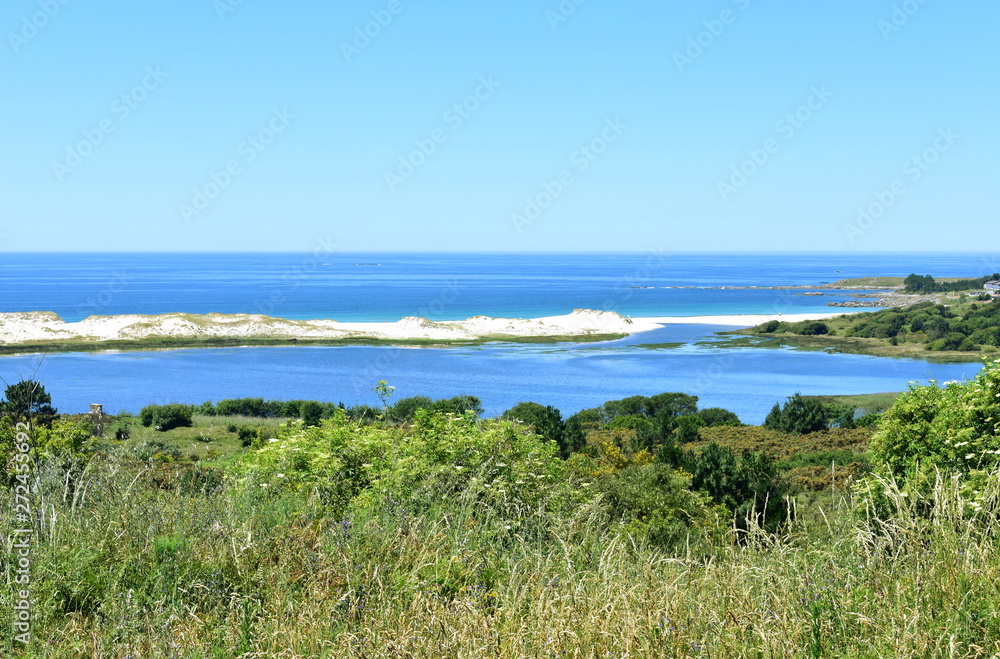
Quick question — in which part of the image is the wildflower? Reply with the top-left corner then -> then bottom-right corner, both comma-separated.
261,483 -> 269,488
276,473 -> 285,478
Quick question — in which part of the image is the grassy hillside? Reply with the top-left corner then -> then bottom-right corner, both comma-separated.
725,298 -> 1000,361
4,373 -> 1000,657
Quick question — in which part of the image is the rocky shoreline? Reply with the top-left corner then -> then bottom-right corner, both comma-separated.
827,293 -> 942,308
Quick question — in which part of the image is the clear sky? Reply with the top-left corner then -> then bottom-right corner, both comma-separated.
1,0 -> 996,252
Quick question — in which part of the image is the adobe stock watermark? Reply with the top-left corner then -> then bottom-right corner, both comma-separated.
384,76 -> 501,192
253,237 -> 339,316
214,0 -> 246,21
511,117 -> 627,234
349,279 -> 463,396
843,127 -> 958,244
605,247 -> 669,310
179,108 -> 295,222
878,0 -> 929,40
75,269 -> 133,317
7,0 -> 72,54
341,0 -> 414,63
980,255 -> 1000,278
673,0 -> 752,73
716,85 -> 833,202
10,421 -> 34,646
691,288 -> 797,396
546,0 -> 587,31
51,66 -> 168,183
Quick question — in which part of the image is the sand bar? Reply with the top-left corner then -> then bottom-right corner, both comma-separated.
0,309 -> 852,349
646,312 -> 848,326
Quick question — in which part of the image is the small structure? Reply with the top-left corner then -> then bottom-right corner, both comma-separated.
985,280 -> 1000,295
89,403 -> 111,437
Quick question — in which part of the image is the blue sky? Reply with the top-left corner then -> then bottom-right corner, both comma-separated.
1,0 -> 996,252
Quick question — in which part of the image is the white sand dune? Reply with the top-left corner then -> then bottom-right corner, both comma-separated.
0,309 -> 661,345
0,309 -> 849,347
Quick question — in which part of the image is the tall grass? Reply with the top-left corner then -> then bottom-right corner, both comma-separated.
4,452 -> 1000,657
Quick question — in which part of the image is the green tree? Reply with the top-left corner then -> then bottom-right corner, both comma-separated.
299,400 -> 323,427
561,408 -> 602,458
762,393 -> 831,434
674,414 -> 705,443
501,402 -> 564,446
601,395 -> 652,421
431,395 -> 484,417
696,407 -> 742,427
648,392 -> 699,418
391,396 -> 434,422
1,379 -> 57,425
689,443 -> 789,533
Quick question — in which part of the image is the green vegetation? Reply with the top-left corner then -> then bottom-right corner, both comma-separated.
390,394 -> 484,421
0,332 -> 630,357
3,370 -> 1000,656
823,276 -> 904,288
743,298 -> 1000,359
0,379 -> 57,425
866,357 -> 1000,493
763,392 -> 862,434
902,272 -> 1000,294
138,403 -> 195,431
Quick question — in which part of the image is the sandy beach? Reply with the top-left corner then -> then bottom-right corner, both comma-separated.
0,309 -> 850,348
648,312 -> 848,326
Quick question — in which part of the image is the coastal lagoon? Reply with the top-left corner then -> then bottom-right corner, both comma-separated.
0,325 -> 980,424
0,253 -> 990,421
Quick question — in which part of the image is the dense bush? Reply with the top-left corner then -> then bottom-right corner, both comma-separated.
798,321 -> 829,336
867,358 -> 1000,492
501,402 -> 564,447
751,299 -> 1000,351
138,404 -> 194,431
696,407 -> 742,427
230,410 -> 564,518
596,463 -> 721,549
391,395 -> 434,421
763,393 -> 841,434
903,272 -> 1000,293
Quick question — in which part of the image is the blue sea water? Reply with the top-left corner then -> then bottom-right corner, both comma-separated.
0,253 -> 992,421
2,252 -> 996,322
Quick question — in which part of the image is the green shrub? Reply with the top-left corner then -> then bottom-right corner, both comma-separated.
696,407 -> 742,427
798,321 -> 829,336
866,358 -> 1000,495
501,402 -> 564,446
138,404 -> 194,431
597,463 -> 721,551
391,396 -> 434,421
763,393 -> 844,434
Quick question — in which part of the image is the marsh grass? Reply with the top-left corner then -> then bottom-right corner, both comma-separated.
3,450 -> 1000,657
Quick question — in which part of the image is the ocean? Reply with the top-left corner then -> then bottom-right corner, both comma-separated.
0,252 -> 991,421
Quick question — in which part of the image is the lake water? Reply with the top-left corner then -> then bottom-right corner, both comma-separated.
0,253 -> 991,421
